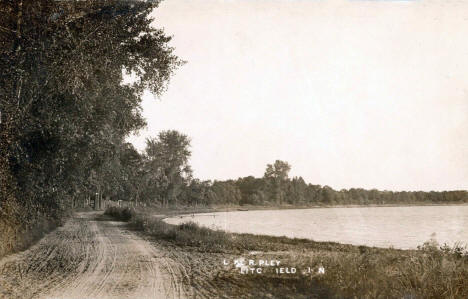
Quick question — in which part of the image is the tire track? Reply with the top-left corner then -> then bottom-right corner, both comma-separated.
0,212 -> 191,299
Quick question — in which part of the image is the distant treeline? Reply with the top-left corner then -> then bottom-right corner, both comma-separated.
109,143 -> 468,207
186,177 -> 468,206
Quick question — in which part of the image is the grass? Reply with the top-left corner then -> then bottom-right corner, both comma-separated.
106,206 -> 468,298
130,213 -> 231,252
0,216 -> 62,259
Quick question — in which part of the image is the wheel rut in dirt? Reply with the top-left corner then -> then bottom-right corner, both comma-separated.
0,212 -> 189,299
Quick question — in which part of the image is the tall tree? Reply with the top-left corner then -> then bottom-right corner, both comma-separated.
264,160 -> 291,204
145,130 -> 192,207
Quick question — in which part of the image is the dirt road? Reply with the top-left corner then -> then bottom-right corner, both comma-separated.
0,212 -> 191,299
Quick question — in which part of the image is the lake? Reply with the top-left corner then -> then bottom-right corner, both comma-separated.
164,205 -> 468,249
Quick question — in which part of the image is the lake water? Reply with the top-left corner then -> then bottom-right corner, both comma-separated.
164,205 -> 468,249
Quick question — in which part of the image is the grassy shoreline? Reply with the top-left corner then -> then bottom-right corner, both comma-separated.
106,206 -> 468,298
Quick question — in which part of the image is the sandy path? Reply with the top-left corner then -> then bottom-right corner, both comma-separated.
0,212 -> 190,299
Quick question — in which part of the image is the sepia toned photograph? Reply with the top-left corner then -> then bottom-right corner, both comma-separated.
0,0 -> 467,298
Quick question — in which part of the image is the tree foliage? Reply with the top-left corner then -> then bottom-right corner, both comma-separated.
168,160 -> 468,207
144,130 -> 192,207
110,154 -> 467,208
0,0 -> 181,256
264,160 -> 291,204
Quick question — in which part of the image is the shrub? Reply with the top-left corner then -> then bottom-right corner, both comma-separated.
104,206 -> 135,221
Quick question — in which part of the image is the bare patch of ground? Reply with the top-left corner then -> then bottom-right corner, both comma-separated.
0,212 -> 190,299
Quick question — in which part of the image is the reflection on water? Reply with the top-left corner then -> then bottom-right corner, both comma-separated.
164,205 -> 468,249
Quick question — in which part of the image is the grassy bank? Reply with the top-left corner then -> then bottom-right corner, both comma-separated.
0,206 -> 93,259
106,206 -> 468,298
0,216 -> 63,259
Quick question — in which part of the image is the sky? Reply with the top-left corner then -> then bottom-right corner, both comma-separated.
127,0 -> 468,192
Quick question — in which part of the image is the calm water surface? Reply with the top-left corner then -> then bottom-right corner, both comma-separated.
165,205 -> 468,249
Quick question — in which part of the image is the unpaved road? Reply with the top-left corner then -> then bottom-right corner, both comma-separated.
0,212 -> 191,299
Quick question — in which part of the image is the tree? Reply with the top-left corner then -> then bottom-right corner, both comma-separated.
184,179 -> 214,206
264,160 -> 291,205
235,176 -> 264,205
210,180 -> 242,205
0,0 -> 181,255
286,176 -> 307,204
145,130 -> 192,207
264,160 -> 291,181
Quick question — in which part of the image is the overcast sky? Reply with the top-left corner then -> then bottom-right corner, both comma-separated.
127,0 -> 468,192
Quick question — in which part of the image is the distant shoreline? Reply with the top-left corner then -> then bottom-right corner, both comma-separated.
158,201 -> 468,218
